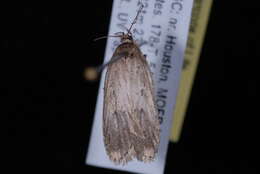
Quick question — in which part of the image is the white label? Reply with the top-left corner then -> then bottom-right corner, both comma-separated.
86,0 -> 194,174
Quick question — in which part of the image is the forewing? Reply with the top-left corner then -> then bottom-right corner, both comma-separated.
103,43 -> 160,164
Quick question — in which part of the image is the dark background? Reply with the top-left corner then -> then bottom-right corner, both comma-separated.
3,1 -> 258,173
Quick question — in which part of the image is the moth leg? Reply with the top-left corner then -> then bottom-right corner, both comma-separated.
110,51 -> 128,62
97,52 -> 128,72
113,31 -> 125,36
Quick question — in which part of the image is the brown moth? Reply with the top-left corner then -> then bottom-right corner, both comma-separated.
102,4 -> 160,165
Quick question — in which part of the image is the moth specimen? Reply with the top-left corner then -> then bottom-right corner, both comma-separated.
102,4 -> 160,164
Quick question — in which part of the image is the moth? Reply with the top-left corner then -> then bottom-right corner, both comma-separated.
101,4 -> 160,164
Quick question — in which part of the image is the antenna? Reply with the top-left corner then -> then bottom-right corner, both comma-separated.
93,35 -> 121,41
127,3 -> 144,35
93,32 -> 125,41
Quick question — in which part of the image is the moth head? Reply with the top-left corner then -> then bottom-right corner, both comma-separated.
120,33 -> 133,43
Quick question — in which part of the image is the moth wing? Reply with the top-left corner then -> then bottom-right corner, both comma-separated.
103,44 -> 160,164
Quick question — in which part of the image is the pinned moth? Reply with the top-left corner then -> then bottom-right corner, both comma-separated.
101,4 -> 160,164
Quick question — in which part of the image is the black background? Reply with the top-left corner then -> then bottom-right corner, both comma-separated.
3,1 -> 258,173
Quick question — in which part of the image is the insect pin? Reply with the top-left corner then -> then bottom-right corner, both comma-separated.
99,4 -> 160,165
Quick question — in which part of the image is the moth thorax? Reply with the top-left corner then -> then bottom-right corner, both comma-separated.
122,38 -> 133,43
